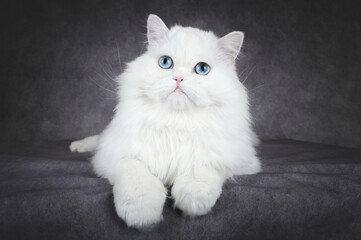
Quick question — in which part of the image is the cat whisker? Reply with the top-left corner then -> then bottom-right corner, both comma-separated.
116,41 -> 122,71
104,96 -> 120,100
105,57 -> 117,78
102,66 -> 117,82
239,64 -> 252,78
89,76 -> 117,95
95,71 -> 117,86
248,84 -> 265,94
242,64 -> 257,84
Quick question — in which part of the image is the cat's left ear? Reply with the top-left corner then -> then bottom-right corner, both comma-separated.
218,31 -> 244,61
147,14 -> 169,45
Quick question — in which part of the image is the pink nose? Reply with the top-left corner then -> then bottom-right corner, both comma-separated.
174,76 -> 184,85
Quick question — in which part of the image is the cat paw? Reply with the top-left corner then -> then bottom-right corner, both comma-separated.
171,176 -> 222,217
69,135 -> 99,152
113,177 -> 167,231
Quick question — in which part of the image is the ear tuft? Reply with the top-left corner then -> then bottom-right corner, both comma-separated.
147,14 -> 169,45
218,31 -> 244,61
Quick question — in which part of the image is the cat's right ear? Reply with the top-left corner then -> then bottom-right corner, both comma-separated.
218,31 -> 244,61
147,14 -> 169,45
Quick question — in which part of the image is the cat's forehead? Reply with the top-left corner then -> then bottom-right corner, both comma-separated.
168,26 -> 218,43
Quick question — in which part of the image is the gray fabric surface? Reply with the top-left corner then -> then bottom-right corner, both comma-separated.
0,140 -> 360,239
1,0 -> 361,148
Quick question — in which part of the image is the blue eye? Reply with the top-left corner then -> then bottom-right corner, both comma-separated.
195,62 -> 210,75
158,56 -> 173,69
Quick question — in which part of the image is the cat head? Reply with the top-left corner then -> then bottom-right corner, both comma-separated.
124,14 -> 245,110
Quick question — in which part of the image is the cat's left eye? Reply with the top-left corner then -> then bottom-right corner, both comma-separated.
194,62 -> 211,75
158,56 -> 173,69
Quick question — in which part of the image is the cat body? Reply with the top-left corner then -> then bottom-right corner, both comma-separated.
70,15 -> 261,230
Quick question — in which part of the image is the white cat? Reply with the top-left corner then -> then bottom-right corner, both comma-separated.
70,14 -> 261,230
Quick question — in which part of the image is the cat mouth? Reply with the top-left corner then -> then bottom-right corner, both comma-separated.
171,86 -> 186,94
174,87 -> 183,92
167,86 -> 189,98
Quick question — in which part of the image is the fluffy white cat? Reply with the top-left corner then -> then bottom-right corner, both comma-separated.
70,14 -> 261,230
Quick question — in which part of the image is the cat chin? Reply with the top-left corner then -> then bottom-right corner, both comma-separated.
166,91 -> 192,110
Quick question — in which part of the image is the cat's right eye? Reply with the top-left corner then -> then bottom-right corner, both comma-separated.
158,56 -> 173,69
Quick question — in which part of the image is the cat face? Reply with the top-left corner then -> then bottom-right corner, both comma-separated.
126,15 -> 244,110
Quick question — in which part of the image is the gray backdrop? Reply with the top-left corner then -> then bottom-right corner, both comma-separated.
1,0 -> 361,148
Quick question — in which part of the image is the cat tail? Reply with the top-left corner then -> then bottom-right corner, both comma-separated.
69,135 -> 100,153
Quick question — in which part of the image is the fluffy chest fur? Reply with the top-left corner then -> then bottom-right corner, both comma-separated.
135,122 -> 202,185
107,96 -> 255,185
128,109 -> 220,185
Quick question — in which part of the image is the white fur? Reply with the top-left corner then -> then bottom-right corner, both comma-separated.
71,14 -> 261,230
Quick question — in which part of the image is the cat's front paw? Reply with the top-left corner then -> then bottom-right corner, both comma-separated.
113,177 -> 167,231
171,175 -> 222,217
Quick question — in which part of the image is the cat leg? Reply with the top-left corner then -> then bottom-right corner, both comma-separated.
171,166 -> 225,217
69,135 -> 99,152
113,158 -> 167,231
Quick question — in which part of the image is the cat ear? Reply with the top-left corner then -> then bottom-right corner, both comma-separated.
218,31 -> 244,61
147,14 -> 169,45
